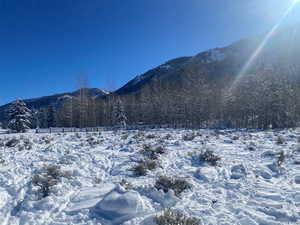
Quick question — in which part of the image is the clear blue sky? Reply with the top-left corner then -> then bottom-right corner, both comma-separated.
0,0 -> 300,105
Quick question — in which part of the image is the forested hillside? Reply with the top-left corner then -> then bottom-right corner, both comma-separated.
1,25 -> 300,129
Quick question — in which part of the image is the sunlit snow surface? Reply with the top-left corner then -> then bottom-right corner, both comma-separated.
0,128 -> 300,224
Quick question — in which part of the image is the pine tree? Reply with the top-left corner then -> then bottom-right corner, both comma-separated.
8,100 -> 32,133
113,97 -> 127,128
47,104 -> 56,128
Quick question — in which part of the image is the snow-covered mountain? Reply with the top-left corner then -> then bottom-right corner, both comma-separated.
0,88 -> 109,125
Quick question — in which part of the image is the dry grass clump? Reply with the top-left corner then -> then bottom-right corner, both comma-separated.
87,137 -> 101,146
132,159 -> 159,176
155,209 -> 201,225
140,144 -> 166,160
132,131 -> 145,140
146,134 -> 156,139
5,137 -> 20,147
277,150 -> 285,167
155,176 -> 192,197
276,136 -> 285,145
182,133 -> 196,141
32,165 -> 71,198
198,149 -> 221,166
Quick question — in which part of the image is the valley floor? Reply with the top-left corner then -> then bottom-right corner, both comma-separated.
0,128 -> 300,225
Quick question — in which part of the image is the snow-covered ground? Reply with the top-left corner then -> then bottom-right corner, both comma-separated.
0,128 -> 300,225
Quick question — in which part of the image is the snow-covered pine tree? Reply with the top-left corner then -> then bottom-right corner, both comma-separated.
113,97 -> 127,128
8,100 -> 32,133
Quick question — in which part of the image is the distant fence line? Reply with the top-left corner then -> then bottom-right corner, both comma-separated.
37,124 -> 187,133
0,124 -> 193,135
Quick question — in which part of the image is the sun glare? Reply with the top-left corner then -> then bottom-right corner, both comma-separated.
228,0 -> 299,92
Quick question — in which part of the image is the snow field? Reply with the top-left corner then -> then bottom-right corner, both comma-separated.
0,129 -> 300,225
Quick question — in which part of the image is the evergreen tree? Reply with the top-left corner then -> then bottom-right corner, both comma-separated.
113,97 -> 127,128
8,100 -> 32,133
47,104 -> 56,128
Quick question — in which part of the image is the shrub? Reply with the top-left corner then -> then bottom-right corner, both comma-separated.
155,176 -> 192,197
164,134 -> 172,140
121,133 -> 129,140
0,155 -> 4,164
23,138 -> 33,150
182,133 -> 196,141
120,179 -> 133,190
276,136 -> 285,145
132,163 -> 148,176
32,165 -> 71,198
132,131 -> 145,140
232,135 -> 239,140
5,138 -> 20,147
198,149 -> 221,166
155,209 -> 201,225
42,136 -> 52,144
247,141 -> 256,151
277,150 -> 285,167
140,144 -> 166,160
132,159 -> 159,176
87,137 -> 100,146
146,134 -> 156,139
0,139 -> 4,147
75,133 -> 81,139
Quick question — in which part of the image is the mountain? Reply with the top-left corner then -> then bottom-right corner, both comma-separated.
114,24 -> 300,96
110,24 -> 300,128
1,24 -> 300,129
0,88 -> 109,125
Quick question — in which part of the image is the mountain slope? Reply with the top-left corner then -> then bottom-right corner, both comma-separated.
0,88 -> 109,125
115,24 -> 300,96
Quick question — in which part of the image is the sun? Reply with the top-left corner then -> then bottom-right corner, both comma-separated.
293,0 -> 299,4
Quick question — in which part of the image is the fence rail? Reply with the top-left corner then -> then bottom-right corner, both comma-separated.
0,123 -> 227,135
0,124 -> 186,135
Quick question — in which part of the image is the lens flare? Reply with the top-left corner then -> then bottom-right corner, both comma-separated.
229,0 -> 298,92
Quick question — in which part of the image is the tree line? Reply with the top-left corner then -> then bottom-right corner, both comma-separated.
5,63 -> 300,132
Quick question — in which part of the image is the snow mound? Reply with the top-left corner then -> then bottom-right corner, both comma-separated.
230,164 -> 247,179
195,167 -> 218,182
93,186 -> 149,224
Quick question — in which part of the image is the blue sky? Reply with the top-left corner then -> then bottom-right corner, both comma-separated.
0,0 -> 300,105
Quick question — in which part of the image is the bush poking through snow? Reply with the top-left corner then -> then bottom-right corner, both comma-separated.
182,133 -> 196,141
155,176 -> 192,197
132,131 -> 145,140
276,136 -> 285,145
120,179 -> 133,190
32,165 -> 71,198
140,144 -> 166,160
121,133 -> 129,140
155,209 -> 201,225
146,134 -> 156,139
5,138 -> 20,148
164,134 -> 172,140
277,150 -> 285,167
132,163 -> 148,176
132,159 -> 159,176
87,137 -> 100,146
23,138 -> 33,150
199,149 -> 221,166
0,155 -> 4,164
232,135 -> 239,141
